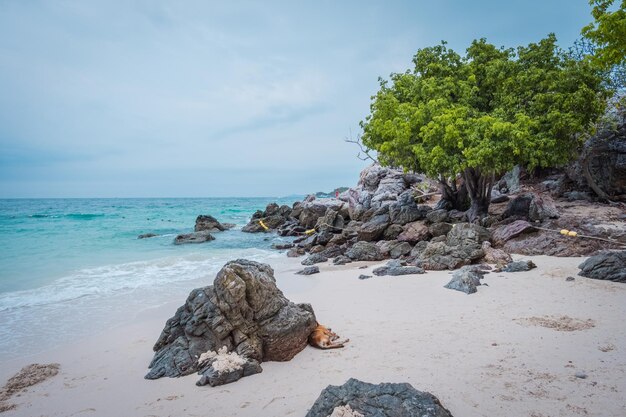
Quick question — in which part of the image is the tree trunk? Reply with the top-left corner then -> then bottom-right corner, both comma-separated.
438,175 -> 469,211
463,168 -> 494,223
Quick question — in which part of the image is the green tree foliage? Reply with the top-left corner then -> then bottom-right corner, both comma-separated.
360,35 -> 608,221
582,0 -> 626,70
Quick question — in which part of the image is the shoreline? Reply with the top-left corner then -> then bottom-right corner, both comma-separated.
2,254 -> 625,417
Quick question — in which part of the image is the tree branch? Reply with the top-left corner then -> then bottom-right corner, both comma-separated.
344,131 -> 379,164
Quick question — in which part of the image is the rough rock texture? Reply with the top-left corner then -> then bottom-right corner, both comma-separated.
417,224 -> 490,270
358,211 -> 391,241
316,209 -> 345,233
195,215 -> 229,232
426,209 -> 449,224
578,251 -> 626,282
389,242 -> 413,259
345,241 -> 384,261
196,357 -> 262,387
503,193 -> 559,221
173,231 -> 215,245
146,260 -> 316,379
444,265 -> 489,294
383,224 -> 404,240
481,242 -> 512,266
492,220 -> 536,246
388,191 -> 431,225
287,247 -> 305,257
305,378 -> 454,417
333,255 -> 352,265
301,253 -> 328,266
397,221 -> 431,244
242,203 -> 293,233
373,260 -> 425,276
567,120 -> 626,201
296,266 -> 320,275
501,260 -> 537,272
429,222 -> 452,238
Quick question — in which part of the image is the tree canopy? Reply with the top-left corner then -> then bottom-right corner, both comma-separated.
360,34 -> 608,219
582,0 -> 626,71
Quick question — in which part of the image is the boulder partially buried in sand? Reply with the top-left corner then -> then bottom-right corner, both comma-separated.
306,378 -> 454,417
146,259 -> 317,380
578,251 -> 626,282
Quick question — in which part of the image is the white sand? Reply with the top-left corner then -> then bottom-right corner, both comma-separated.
1,255 -> 625,417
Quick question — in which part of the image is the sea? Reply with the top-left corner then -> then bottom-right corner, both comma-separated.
0,197 -> 301,360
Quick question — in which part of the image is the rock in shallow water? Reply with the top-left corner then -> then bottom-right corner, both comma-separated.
145,259 -> 316,380
306,378 -> 454,417
173,231 -> 215,245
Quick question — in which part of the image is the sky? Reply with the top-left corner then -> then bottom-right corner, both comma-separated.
0,0 -> 596,198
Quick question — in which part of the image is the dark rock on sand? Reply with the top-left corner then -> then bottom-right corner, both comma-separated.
301,253 -> 328,266
287,247 -> 306,257
417,224 -> 489,270
272,242 -> 295,250
173,231 -> 215,245
501,260 -> 537,272
389,242 -> 413,259
345,241 -> 384,261
373,260 -> 425,276
444,265 -> 489,294
305,378 -> 454,417
578,251 -> 626,282
146,259 -> 316,379
333,255 -> 352,265
196,357 -> 262,387
358,274 -> 372,280
296,266 -> 320,275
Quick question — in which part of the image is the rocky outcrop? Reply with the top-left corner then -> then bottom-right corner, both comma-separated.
503,193 -> 559,221
173,231 -> 215,245
195,215 -> 232,232
373,260 -> 425,276
397,221 -> 431,243
305,378 -> 454,417
481,242 -> 512,266
416,224 -> 490,270
501,260 -> 536,272
492,220 -> 535,246
296,266 -> 320,275
578,251 -> 626,282
146,259 -> 316,380
345,241 -> 384,261
444,265 -> 489,294
301,253 -> 328,266
242,203 -> 293,233
358,209 -> 391,241
196,349 -> 262,387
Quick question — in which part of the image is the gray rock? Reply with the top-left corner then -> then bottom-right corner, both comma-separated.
173,231 -> 215,245
138,233 -> 158,239
397,221 -> 431,243
373,260 -> 425,276
287,247 -> 305,257
444,265 -> 490,294
305,378 -> 454,417
388,191 -> 430,225
358,212 -> 391,241
333,255 -> 352,265
272,242 -> 294,250
429,222 -> 452,238
426,209 -> 449,224
575,371 -> 588,379
492,220 -> 535,246
529,193 -> 560,221
566,276 -> 576,282
418,240 -> 484,271
501,165 -> 521,194
315,209 -> 345,233
491,194 -> 510,204
446,223 -> 491,247
358,274 -> 372,280
146,259 -> 316,379
578,251 -> 626,282
502,260 -> 537,272
390,242 -> 413,259
195,214 -> 227,232
296,266 -> 320,275
383,223 -> 404,240
196,357 -> 262,387
319,246 -> 344,259
345,241 -> 384,261
301,253 -> 329,266
299,201 -> 332,229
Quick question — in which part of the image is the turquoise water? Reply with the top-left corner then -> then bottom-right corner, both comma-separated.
0,197 -> 300,359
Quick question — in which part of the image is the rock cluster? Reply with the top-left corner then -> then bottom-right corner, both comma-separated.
146,259 -> 316,383
173,214 -> 234,245
306,378 -> 454,417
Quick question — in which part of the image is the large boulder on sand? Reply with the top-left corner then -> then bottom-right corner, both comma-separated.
146,259 -> 316,379
578,251 -> 626,282
306,378 -> 454,417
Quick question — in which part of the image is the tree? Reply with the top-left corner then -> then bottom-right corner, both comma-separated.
360,35 -> 608,222
582,0 -> 626,72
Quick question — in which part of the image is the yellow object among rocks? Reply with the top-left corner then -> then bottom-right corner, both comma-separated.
258,220 -> 269,231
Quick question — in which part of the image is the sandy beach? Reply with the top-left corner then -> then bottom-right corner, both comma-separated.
1,254 -> 624,417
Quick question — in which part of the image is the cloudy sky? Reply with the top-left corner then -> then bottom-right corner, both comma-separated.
0,1 -> 594,198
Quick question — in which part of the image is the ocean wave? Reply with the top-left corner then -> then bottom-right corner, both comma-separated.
0,248 -> 278,312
